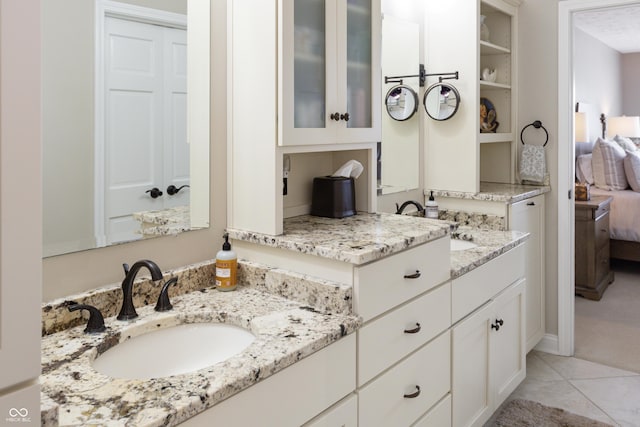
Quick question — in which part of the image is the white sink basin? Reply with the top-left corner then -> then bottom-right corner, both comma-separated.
450,239 -> 478,251
92,323 -> 255,379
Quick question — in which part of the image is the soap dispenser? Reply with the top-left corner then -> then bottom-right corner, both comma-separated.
425,191 -> 439,219
216,233 -> 238,291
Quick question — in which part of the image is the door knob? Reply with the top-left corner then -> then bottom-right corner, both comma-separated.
167,184 -> 190,195
145,187 -> 163,199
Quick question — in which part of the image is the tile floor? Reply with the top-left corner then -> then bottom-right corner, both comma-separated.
494,350 -> 640,426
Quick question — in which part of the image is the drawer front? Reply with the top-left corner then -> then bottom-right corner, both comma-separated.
413,395 -> 452,427
303,394 -> 357,427
357,282 -> 451,386
452,244 -> 524,324
594,213 -> 610,251
594,244 -> 611,287
354,237 -> 450,321
358,332 -> 450,427
594,203 -> 610,220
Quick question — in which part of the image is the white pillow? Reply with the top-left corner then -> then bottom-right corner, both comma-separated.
592,137 -> 629,190
624,151 -> 640,192
576,154 -> 594,184
613,134 -> 638,152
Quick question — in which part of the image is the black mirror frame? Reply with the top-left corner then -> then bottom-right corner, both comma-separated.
423,82 -> 461,121
384,84 -> 419,122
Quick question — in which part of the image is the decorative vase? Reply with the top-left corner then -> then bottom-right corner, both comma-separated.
480,15 -> 490,42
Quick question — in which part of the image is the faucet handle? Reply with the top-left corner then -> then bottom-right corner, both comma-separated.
68,304 -> 106,333
155,277 -> 178,312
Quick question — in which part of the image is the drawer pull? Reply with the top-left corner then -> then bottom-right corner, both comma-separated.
404,270 -> 421,279
527,202 -> 535,206
491,318 -> 504,331
403,385 -> 421,399
404,323 -> 421,334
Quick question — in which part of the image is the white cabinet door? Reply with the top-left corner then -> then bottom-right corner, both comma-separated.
452,302 -> 493,427
280,0 -> 380,146
452,279 -> 526,427
490,279 -> 526,406
509,194 -> 545,352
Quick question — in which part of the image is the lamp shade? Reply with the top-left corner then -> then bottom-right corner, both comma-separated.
607,116 -> 640,138
574,112 -> 589,142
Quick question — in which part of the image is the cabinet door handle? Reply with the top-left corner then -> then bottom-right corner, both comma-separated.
527,202 -> 535,206
404,270 -> 421,279
491,319 -> 504,331
403,385 -> 421,399
404,323 -> 421,334
330,112 -> 341,121
340,112 -> 350,122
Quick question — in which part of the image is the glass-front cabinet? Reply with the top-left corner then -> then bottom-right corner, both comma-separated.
281,0 -> 380,146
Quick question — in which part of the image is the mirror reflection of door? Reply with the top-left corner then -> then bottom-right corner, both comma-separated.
101,16 -> 188,245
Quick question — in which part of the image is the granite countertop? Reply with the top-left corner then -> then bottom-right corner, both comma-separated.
449,226 -> 529,278
227,212 -> 450,265
41,286 -> 360,427
431,182 -> 551,204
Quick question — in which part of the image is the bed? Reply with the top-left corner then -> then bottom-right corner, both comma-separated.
575,137 -> 640,262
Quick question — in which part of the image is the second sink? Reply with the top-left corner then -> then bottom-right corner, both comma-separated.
92,323 -> 255,380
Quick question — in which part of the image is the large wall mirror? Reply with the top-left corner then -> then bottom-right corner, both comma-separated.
378,11 -> 421,195
43,0 -> 210,257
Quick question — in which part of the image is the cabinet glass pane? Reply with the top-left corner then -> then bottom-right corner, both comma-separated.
346,0 -> 371,128
294,0 -> 326,129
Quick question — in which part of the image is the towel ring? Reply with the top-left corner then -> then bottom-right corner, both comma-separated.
520,120 -> 549,147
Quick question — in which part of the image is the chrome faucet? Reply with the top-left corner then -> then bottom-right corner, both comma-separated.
117,260 -> 163,321
395,200 -> 425,215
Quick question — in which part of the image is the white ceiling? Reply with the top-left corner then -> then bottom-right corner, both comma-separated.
574,4 -> 640,54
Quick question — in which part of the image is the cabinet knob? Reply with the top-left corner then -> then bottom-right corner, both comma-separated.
404,323 -> 421,334
330,112 -> 341,121
403,385 -> 421,399
340,112 -> 350,122
491,319 -> 504,331
403,270 -> 421,279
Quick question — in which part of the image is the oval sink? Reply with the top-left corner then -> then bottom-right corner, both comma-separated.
450,239 -> 478,251
92,323 -> 255,379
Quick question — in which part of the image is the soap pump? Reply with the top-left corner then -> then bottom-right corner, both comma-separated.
425,191 -> 439,219
216,233 -> 238,291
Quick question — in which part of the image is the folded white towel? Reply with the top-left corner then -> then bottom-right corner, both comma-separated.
520,144 -> 546,183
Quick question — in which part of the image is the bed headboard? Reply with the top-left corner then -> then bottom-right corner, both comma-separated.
575,141 -> 594,158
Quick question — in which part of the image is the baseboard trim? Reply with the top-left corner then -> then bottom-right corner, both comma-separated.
534,334 -> 560,355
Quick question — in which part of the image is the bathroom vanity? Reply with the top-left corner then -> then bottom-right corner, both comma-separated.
41,213 -> 527,426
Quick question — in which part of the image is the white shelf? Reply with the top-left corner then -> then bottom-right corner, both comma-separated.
479,132 -> 514,144
480,40 -> 510,55
480,80 -> 511,90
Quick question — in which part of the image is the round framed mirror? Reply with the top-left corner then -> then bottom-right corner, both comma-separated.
423,82 -> 460,121
385,84 -> 419,121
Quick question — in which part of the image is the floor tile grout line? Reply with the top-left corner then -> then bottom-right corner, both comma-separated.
566,378 -> 622,427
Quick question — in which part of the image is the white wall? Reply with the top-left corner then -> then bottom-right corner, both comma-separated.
574,27 -> 623,141
622,52 -> 640,115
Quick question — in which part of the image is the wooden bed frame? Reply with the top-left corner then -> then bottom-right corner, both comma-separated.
611,239 -> 640,262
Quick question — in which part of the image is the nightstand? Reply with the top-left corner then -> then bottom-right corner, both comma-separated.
575,196 -> 615,300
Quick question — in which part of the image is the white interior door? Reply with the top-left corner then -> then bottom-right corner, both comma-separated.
163,26 -> 189,208
104,17 -> 187,244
